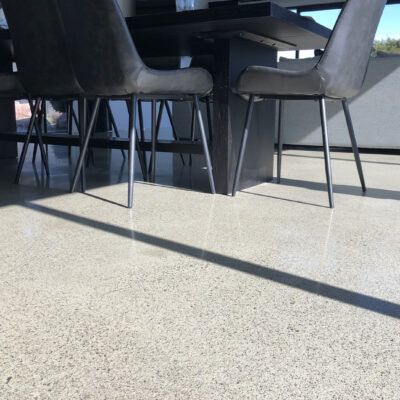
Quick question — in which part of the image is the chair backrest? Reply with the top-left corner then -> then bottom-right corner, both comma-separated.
56,0 -> 146,96
1,0 -> 82,97
317,0 -> 386,99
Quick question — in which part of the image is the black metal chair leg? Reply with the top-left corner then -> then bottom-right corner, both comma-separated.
125,99 -> 147,182
15,98 -> 42,184
189,102 -> 196,166
67,102 -> 79,159
277,99 -> 284,184
105,100 -> 126,160
128,95 -> 138,208
32,143 -> 38,163
29,98 -> 50,176
193,95 -> 216,194
341,99 -> 366,192
71,106 -> 79,129
32,101 -> 48,164
206,97 -> 213,145
43,100 -> 48,156
150,100 -> 157,183
138,100 -> 147,168
31,104 -> 41,163
86,109 -> 97,169
319,97 -> 334,208
36,103 -> 50,176
135,131 -> 147,182
77,98 -> 88,192
86,144 -> 95,168
148,100 -> 165,178
165,101 -> 185,166
31,110 -> 41,163
232,95 -> 255,196
67,102 -> 73,157
87,101 -> 97,168
71,98 -> 100,193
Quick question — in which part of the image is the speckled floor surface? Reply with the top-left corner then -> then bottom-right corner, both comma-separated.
1,146 -> 400,399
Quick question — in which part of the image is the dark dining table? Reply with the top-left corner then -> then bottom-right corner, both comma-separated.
0,2 -> 330,194
127,2 -> 330,194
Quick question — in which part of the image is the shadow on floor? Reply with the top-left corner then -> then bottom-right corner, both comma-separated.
280,178 -> 400,201
22,201 -> 400,320
284,152 -> 400,167
241,190 -> 330,208
0,147 -> 210,209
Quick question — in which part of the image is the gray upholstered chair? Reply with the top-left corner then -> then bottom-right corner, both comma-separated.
2,0 -> 84,184
0,30 -> 53,166
57,0 -> 216,208
0,74 -> 33,168
3,0 -> 145,188
232,0 -> 386,208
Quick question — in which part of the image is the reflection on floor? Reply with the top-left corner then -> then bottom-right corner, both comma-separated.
1,146 -> 400,399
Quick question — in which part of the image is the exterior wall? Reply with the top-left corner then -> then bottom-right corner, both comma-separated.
278,56 -> 400,149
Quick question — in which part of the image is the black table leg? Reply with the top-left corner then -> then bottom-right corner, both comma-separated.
212,38 -> 276,194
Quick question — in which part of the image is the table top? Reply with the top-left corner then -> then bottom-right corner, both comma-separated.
0,2 -> 331,57
127,2 -> 331,57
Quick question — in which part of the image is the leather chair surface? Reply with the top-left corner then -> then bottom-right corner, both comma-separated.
0,30 -> 24,97
2,0 -> 83,97
237,0 -> 386,99
0,34 -> 23,97
56,0 -> 212,97
0,72 -> 24,97
0,38 -> 14,61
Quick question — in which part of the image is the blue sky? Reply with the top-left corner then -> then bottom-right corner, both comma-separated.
303,4 -> 400,41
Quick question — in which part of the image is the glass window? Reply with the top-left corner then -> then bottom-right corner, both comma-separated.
373,4 -> 400,56
0,2 -> 7,29
280,4 -> 400,61
278,8 -> 341,60
297,8 -> 340,59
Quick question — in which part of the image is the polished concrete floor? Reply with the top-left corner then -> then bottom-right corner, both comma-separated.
1,145 -> 400,399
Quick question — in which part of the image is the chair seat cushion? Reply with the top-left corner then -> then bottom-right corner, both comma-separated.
236,65 -> 324,98
135,66 -> 213,97
0,73 -> 25,97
